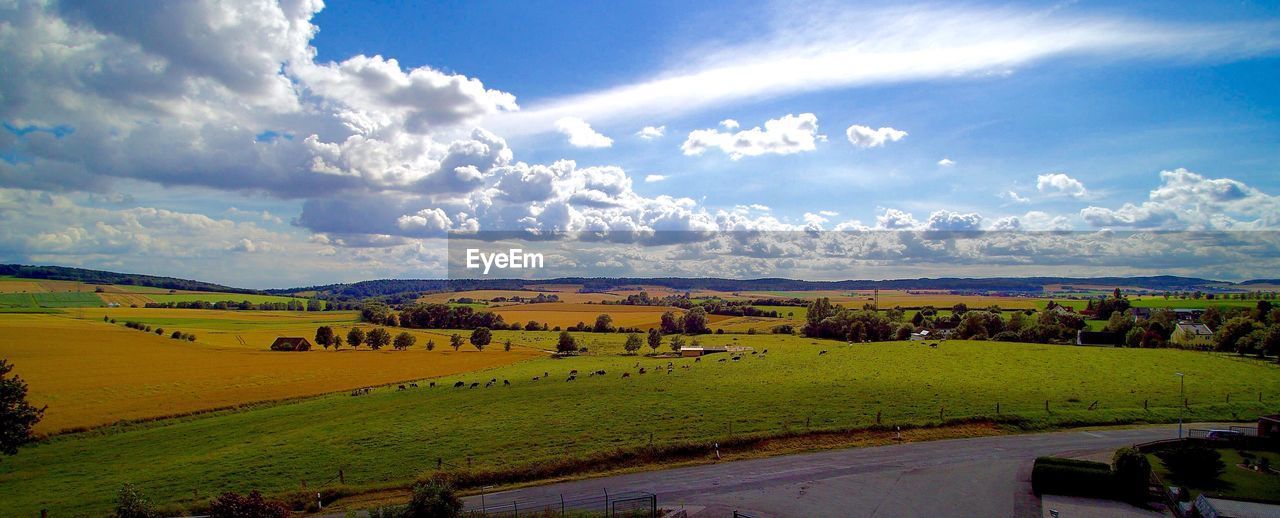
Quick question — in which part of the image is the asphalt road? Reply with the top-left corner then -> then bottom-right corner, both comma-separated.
462,423 -> 1210,518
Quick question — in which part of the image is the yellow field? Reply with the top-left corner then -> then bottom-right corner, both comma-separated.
491,302 -> 692,329
418,289 -> 623,305
0,313 -> 543,434
739,289 -> 1043,309
0,280 -> 45,293
97,293 -> 154,306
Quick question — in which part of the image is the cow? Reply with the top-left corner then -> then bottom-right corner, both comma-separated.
569,369 -> 578,376
454,381 -> 465,388
429,382 -> 436,388
409,383 -> 418,388
638,367 -> 647,374
732,356 -> 740,361
566,375 -> 576,382
595,370 -> 606,376
397,385 -> 407,391
819,350 -> 828,356
503,379 -> 511,386
532,376 -> 541,381
485,380 -> 494,388
694,357 -> 701,362
751,351 -> 757,355
469,382 -> 479,389
763,349 -> 768,354
621,372 -> 631,378
717,358 -> 727,363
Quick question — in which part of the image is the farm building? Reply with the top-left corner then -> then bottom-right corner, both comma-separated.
680,346 -> 728,357
1258,415 -> 1280,439
909,329 -> 930,341
269,337 -> 313,351
1171,323 -> 1213,347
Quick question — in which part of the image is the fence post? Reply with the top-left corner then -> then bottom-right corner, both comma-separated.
996,402 -> 1000,414
1144,399 -> 1148,411
939,407 -> 944,421
876,410 -> 881,424
1045,400 -> 1050,412
339,468 -> 345,484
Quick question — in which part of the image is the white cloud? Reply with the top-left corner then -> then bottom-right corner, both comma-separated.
1080,168 -> 1279,229
485,5 -> 1280,135
845,125 -> 908,148
937,158 -> 955,166
682,113 -> 824,160
555,117 -> 613,148
720,119 -> 740,129
1002,190 -> 1030,204
1036,173 -> 1088,198
925,210 -> 983,231
876,208 -> 920,230
818,210 -> 839,217
644,174 -> 667,183
636,125 -> 666,140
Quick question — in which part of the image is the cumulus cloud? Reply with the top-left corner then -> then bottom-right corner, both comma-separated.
682,113 -> 824,160
925,210 -> 983,231
1002,190 -> 1030,204
937,158 -> 955,166
644,174 -> 667,183
555,117 -> 613,148
845,125 -> 908,148
876,208 -> 920,229
1036,173 -> 1087,198
636,125 -> 665,140
1080,168 -> 1279,229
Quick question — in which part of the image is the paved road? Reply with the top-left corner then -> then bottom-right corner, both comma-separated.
463,423 -> 1207,518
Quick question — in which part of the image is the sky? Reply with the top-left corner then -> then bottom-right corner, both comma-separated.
1,0 -> 1279,288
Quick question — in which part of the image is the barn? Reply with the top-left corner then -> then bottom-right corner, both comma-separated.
270,337 -> 313,351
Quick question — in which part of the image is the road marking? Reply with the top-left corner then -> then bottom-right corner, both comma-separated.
1082,432 -> 1104,438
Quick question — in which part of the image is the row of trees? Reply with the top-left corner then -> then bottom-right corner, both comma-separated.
143,299 -> 324,311
313,326 -> 504,352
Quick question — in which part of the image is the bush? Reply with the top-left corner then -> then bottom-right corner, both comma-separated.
1156,444 -> 1225,485
114,483 -> 159,518
1112,447 -> 1152,501
208,490 -> 290,518
405,480 -> 462,518
1031,457 -> 1114,497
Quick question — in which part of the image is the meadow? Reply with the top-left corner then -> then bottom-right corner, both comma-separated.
1,332 -> 1278,515
0,312 -> 541,433
488,302 -> 711,329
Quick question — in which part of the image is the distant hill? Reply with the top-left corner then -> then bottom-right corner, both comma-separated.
0,264 -> 258,294
273,275 -> 1258,300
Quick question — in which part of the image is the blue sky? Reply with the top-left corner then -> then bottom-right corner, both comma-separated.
1,1 -> 1279,287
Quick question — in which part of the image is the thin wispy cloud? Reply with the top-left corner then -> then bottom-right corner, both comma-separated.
488,6 -> 1280,136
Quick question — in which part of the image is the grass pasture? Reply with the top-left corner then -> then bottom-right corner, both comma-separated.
489,302 -> 697,329
0,313 -> 543,434
1,336 -> 1277,515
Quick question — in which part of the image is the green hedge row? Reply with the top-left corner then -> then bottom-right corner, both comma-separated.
1031,456 -> 1115,498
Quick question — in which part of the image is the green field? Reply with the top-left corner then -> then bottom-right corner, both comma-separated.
2,336 -> 1278,515
1149,448 -> 1280,502
1129,298 -> 1262,309
0,292 -> 102,308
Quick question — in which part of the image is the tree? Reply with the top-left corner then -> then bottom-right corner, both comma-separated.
1155,445 -> 1225,485
367,327 -> 391,350
556,331 -> 577,353
647,328 -> 662,353
470,327 -> 492,350
659,311 -> 682,335
1263,325 -> 1280,358
593,314 -> 614,333
425,339 -> 435,351
315,326 -> 335,350
406,479 -> 463,518
394,332 -> 416,351
208,490 -> 290,518
0,359 -> 44,456
331,334 -> 343,350
115,483 -> 159,518
669,334 -> 685,353
1112,447 -> 1151,502
624,333 -> 643,354
449,333 -> 464,351
347,327 -> 365,349
1104,310 -> 1132,337
503,339 -> 512,352
1212,317 -> 1256,353
682,307 -> 709,334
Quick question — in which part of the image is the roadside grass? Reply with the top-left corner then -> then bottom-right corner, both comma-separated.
2,336 -> 1278,516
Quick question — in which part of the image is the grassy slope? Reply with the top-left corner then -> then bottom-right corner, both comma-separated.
2,336 -> 1278,515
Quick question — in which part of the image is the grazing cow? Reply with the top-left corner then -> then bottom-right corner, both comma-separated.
694,357 -> 701,362
667,362 -> 673,368
732,356 -> 740,361
454,381 -> 465,388
409,383 -> 418,388
544,371 -> 549,378
638,367 -> 647,374
429,382 -> 436,388
503,380 -> 511,386
490,378 -> 497,384
717,358 -> 727,363
622,372 -> 631,378
469,382 -> 479,389
485,380 -> 494,388
398,385 -> 407,391
566,375 -> 576,382
763,349 -> 768,354
819,350 -> 828,356
595,370 -> 606,376
751,351 -> 757,355
532,376 -> 541,381
569,369 -> 578,376
929,343 -> 938,348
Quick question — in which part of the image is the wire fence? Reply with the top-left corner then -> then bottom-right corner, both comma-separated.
463,490 -> 656,517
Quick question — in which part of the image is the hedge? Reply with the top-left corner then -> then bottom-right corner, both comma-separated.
1031,456 -> 1115,498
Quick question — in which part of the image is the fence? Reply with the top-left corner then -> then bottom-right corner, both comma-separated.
463,490 -> 656,517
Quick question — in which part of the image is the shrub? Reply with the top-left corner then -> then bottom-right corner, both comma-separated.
405,480 -> 462,518
171,331 -> 182,339
154,328 -> 164,335
186,334 -> 196,341
115,483 -> 159,518
1156,445 -> 1225,485
1112,447 -> 1151,501
208,490 -> 289,518
1031,457 -> 1113,497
